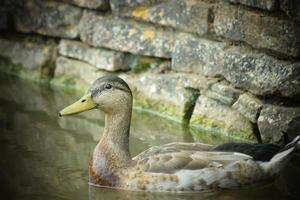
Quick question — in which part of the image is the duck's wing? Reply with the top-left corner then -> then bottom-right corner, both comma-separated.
135,151 -> 253,174
133,142 -> 216,161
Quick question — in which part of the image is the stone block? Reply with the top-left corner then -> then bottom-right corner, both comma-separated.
204,82 -> 243,105
130,72 -> 202,122
59,39 -> 128,72
232,93 -> 263,123
0,37 -> 56,78
223,46 -> 300,98
79,11 -> 174,58
62,0 -> 109,10
172,33 -> 227,77
111,0 -> 211,35
14,0 -> 82,38
258,105 -> 300,143
190,95 -> 255,140
228,0 -> 277,11
54,56 -> 108,90
214,2 -> 300,57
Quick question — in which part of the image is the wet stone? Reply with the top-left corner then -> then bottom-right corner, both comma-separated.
232,93 -> 263,123
59,39 -> 128,72
172,33 -> 227,77
79,11 -> 175,58
257,105 -> 300,143
0,37 -> 56,76
214,2 -> 300,57
223,46 -> 300,98
14,0 -> 82,38
111,0 -> 212,35
54,56 -> 108,90
190,95 -> 254,140
228,0 -> 277,11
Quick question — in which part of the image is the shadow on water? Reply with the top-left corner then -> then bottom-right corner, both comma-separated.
0,74 -> 287,199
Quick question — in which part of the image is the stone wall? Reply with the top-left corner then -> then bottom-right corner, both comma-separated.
0,0 -> 299,143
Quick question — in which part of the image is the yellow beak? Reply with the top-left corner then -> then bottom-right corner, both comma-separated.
59,93 -> 97,116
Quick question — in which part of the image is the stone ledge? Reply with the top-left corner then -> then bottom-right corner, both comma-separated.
232,93 -> 263,123
59,39 -> 128,72
110,0 -> 212,35
214,2 -> 300,57
79,11 -> 175,58
14,0 -> 82,38
205,82 -> 243,105
190,95 -> 255,140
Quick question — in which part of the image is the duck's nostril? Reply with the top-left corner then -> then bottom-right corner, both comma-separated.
58,112 -> 62,117
81,99 -> 86,103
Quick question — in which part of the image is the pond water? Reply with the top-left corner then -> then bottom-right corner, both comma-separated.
0,74 -> 287,200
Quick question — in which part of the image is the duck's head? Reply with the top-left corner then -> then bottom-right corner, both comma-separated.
59,76 -> 132,116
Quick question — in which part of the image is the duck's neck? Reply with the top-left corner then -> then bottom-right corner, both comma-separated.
98,107 -> 132,166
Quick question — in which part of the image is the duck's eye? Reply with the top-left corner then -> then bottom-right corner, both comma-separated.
105,84 -> 112,90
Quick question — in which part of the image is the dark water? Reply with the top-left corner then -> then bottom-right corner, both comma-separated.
0,74 -> 287,200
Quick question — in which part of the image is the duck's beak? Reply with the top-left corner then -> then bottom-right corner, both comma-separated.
59,93 -> 97,116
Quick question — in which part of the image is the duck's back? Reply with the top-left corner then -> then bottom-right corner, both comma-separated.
124,151 -> 267,192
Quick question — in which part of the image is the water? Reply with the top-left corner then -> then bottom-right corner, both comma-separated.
0,74 -> 287,200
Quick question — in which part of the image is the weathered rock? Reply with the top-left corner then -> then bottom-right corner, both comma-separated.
14,0 -> 82,38
280,0 -> 300,21
0,37 -> 56,78
232,93 -> 263,123
79,11 -> 174,58
111,0 -> 212,35
214,2 -> 300,57
204,82 -> 243,105
257,105 -> 300,143
130,72 -> 201,122
223,46 -> 300,98
62,0 -> 109,10
54,56 -> 108,90
59,39 -> 128,72
190,95 -> 255,140
172,33 -> 227,77
228,0 -> 277,10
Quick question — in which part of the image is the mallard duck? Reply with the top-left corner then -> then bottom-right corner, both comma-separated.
59,75 -> 300,192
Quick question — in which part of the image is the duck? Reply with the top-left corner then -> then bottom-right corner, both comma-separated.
59,75 -> 300,192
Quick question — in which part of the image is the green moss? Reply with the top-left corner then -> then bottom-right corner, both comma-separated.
126,54 -> 164,73
133,94 -> 184,123
0,56 -> 46,83
190,114 -> 255,141
50,76 -> 89,93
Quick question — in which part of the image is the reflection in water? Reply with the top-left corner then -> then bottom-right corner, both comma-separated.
0,74 -> 286,200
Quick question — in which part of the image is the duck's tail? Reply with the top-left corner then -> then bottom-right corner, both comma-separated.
262,135 -> 300,175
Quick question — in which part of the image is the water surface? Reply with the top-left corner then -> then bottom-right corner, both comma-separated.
0,74 -> 286,199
